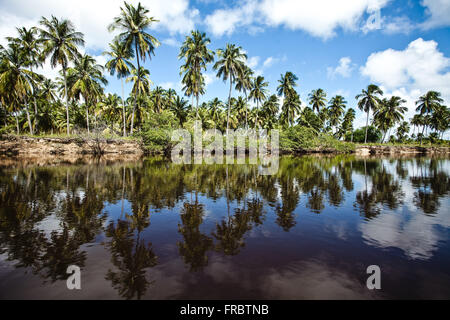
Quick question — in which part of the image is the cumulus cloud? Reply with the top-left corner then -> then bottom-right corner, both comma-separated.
327,57 -> 354,79
360,38 -> 450,122
0,0 -> 199,50
383,16 -> 415,34
205,0 -> 390,39
421,0 -> 450,29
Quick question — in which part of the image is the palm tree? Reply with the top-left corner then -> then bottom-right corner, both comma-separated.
281,90 -> 301,127
126,66 -> 152,132
170,96 -> 189,126
104,39 -> 135,137
277,71 -> 298,104
249,75 -> 268,130
341,108 -> 355,141
66,54 -> 107,133
208,98 -> 223,127
232,96 -> 248,126
396,121 -> 410,142
374,96 -> 407,142
328,95 -> 347,135
356,84 -> 383,143
261,94 -> 279,129
39,16 -> 85,135
99,93 -> 122,132
151,86 -> 165,113
7,27 -> 42,131
235,66 -> 254,130
416,91 -> 443,144
0,43 -> 41,135
179,30 -> 214,115
109,1 -> 160,134
213,43 -> 247,133
308,89 -> 327,114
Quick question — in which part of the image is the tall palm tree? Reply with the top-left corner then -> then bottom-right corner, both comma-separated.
277,71 -> 298,104
179,30 -> 214,115
374,96 -> 407,142
66,54 -> 107,134
0,43 -> 41,135
356,84 -> 383,143
104,39 -> 135,137
39,15 -> 85,135
328,95 -> 347,134
249,75 -> 268,130
308,88 -> 327,114
213,43 -> 247,133
416,91 -> 443,144
281,90 -> 301,127
235,65 -> 254,130
7,27 -> 42,131
109,1 -> 160,134
126,66 -> 152,132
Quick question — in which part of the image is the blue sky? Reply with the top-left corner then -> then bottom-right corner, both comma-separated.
1,0 -> 450,129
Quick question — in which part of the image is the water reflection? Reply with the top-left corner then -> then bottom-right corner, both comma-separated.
0,155 -> 449,299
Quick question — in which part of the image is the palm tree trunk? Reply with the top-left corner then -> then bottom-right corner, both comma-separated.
30,66 -> 39,134
85,96 -> 90,134
382,130 -> 387,143
196,95 -> 199,118
245,92 -> 248,131
63,67 -> 70,135
15,113 -> 19,134
131,41 -> 141,135
121,78 -> 126,137
24,98 -> 33,135
364,109 -> 369,144
420,124 -> 426,145
256,100 -> 259,131
227,77 -> 232,134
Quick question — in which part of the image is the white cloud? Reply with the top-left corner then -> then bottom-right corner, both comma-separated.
204,72 -> 217,88
162,38 -> 181,48
263,56 -> 277,68
383,16 -> 415,34
360,38 -> 450,129
246,56 -> 260,69
205,0 -> 391,39
0,0 -> 199,50
421,0 -> 450,29
327,57 -> 354,79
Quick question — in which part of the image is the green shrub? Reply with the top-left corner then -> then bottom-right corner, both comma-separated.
348,126 -> 382,143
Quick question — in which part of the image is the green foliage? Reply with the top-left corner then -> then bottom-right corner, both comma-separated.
280,125 -> 354,153
138,110 -> 178,154
349,126 -> 382,143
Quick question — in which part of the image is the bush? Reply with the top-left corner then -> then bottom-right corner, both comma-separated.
348,126 -> 382,143
139,111 -> 178,154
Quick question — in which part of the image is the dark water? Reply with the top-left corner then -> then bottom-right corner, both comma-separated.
0,155 -> 449,300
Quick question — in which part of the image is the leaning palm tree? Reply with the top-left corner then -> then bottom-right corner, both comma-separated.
126,66 -> 152,133
39,15 -> 85,135
328,95 -> 347,135
355,84 -> 383,143
249,75 -> 268,130
213,43 -> 247,133
416,91 -> 443,144
109,1 -> 160,134
104,39 -> 135,137
179,30 -> 214,115
7,27 -> 42,130
308,88 -> 327,114
66,54 -> 108,134
0,43 -> 41,135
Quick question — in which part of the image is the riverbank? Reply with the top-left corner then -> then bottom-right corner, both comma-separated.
1,135 -> 449,159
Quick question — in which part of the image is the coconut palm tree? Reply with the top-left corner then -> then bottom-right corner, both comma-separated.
108,1 -> 159,134
328,95 -> 347,135
170,96 -> 189,127
208,98 -> 223,127
374,96 -> 407,142
308,88 -> 327,114
126,66 -> 152,132
104,39 -> 135,137
66,54 -> 107,134
39,16 -> 85,135
232,96 -> 248,126
416,91 -> 443,144
341,108 -> 355,141
280,90 -> 301,127
396,121 -> 410,142
249,75 -> 268,130
235,66 -> 254,130
261,94 -> 280,129
277,71 -> 298,104
355,84 -> 383,143
0,43 -> 41,135
179,30 -> 214,115
99,93 -> 122,132
7,27 -> 42,131
213,44 -> 247,133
